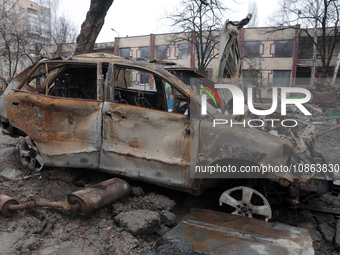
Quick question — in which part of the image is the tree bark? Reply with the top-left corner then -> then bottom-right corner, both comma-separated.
74,0 -> 114,55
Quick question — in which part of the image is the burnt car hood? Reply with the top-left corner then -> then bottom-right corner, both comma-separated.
197,117 -> 295,181
195,104 -> 321,183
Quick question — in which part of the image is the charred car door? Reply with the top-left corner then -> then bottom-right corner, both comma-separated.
5,62 -> 104,169
100,63 -> 192,191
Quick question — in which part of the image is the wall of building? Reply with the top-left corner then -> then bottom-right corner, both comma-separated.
0,0 -> 51,86
239,27 -> 298,88
41,26 -> 340,91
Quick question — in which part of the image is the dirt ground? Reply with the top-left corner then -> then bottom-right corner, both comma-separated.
1,125 -> 340,255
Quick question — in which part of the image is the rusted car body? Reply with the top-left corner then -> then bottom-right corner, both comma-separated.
165,208 -> 314,255
0,53 -> 332,197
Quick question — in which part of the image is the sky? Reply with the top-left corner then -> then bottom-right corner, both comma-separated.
58,0 -> 279,43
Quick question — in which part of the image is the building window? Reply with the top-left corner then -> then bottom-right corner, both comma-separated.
155,45 -> 168,60
140,47 -> 150,61
119,48 -> 130,57
242,70 -> 259,87
27,8 -> 37,14
273,70 -> 291,87
275,40 -> 294,58
140,71 -> 149,84
178,44 -> 190,59
243,41 -> 260,58
298,38 -> 313,59
199,43 -> 211,58
296,67 -> 311,86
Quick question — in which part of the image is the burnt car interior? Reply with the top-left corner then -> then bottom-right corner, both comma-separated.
113,67 -> 166,110
21,63 -> 102,101
18,62 -> 190,116
111,66 -> 189,115
49,66 -> 100,100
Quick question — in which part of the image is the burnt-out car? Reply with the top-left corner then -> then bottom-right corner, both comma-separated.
0,53 -> 334,208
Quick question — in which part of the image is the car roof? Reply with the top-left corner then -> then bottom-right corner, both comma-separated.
164,66 -> 207,78
69,52 -> 123,63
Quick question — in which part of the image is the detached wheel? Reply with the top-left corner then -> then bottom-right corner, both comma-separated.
219,186 -> 272,221
19,136 -> 44,171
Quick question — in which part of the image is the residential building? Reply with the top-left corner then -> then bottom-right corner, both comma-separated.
0,0 -> 51,88
18,0 -> 51,44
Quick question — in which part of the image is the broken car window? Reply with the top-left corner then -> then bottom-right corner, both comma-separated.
111,66 -> 189,115
112,67 -> 160,109
27,74 -> 46,89
21,63 -> 105,101
48,66 -> 99,100
22,63 -> 50,91
165,82 -> 189,115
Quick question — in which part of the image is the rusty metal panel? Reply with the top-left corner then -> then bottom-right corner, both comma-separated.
6,92 -> 103,168
105,63 -> 114,102
165,208 -> 314,255
71,53 -> 122,62
99,102 -> 194,191
0,64 -> 35,119
97,62 -> 103,100
197,119 -> 296,180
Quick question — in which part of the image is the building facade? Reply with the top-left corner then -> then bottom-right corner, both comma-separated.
0,0 -> 51,90
42,26 -> 340,91
18,0 -> 51,43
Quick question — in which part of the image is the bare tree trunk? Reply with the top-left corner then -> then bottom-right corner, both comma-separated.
74,0 -> 114,55
309,27 -> 318,86
309,0 -> 319,87
331,49 -> 340,86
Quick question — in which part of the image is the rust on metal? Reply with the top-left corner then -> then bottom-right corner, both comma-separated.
0,194 -> 19,216
0,178 -> 130,216
165,208 -> 314,255
67,178 -> 131,215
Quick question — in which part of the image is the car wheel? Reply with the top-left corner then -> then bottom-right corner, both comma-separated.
219,186 -> 272,221
18,136 -> 44,171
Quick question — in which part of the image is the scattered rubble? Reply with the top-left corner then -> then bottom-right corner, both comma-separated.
160,211 -> 176,227
335,220 -> 340,248
115,210 -> 161,235
16,235 -> 40,252
142,237 -> 208,255
319,222 -> 335,244
0,166 -> 23,181
112,192 -> 176,216
112,188 -> 177,236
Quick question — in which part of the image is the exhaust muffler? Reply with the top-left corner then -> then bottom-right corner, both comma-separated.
0,178 -> 130,216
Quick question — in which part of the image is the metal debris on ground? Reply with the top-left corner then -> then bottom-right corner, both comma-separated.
0,178 -> 130,216
164,208 -> 314,255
